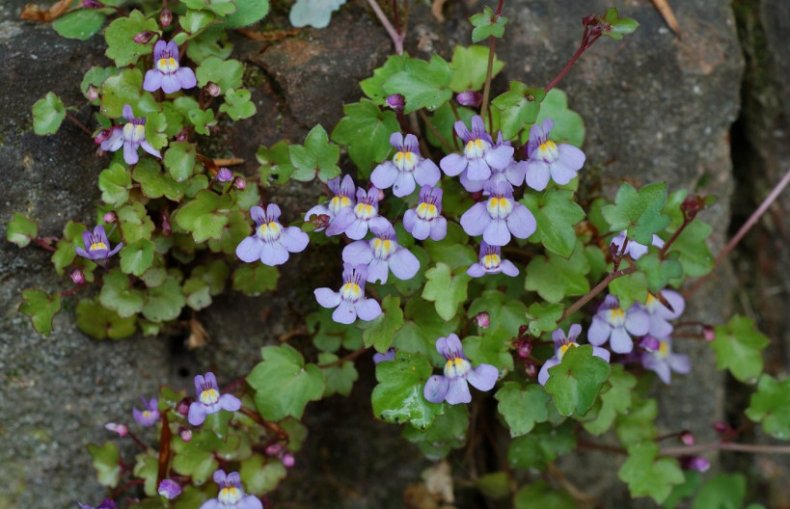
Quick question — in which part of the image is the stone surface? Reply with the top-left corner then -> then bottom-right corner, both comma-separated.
0,0 -> 758,508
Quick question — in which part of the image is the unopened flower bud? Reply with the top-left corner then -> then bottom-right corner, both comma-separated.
161,210 -> 172,237
516,340 -> 533,359
176,398 -> 190,416
703,325 -> 715,342
374,187 -> 385,202
523,361 -> 537,379
133,31 -> 154,45
216,167 -> 233,183
713,421 -> 736,438
104,422 -> 128,437
233,177 -> 246,190
470,191 -> 483,201
265,443 -> 284,456
474,312 -> 490,329
310,213 -> 331,231
456,91 -> 482,108
640,336 -> 660,352
82,0 -> 104,8
158,479 -> 182,499
206,82 -> 221,97
160,8 -> 173,28
518,324 -> 528,338
681,195 -> 705,221
103,211 -> 117,224
179,429 -> 192,442
282,453 -> 296,468
680,431 -> 695,446
175,129 -> 189,142
385,94 -> 405,111
94,128 -> 114,145
681,456 -> 710,473
86,85 -> 99,101
70,269 -> 86,285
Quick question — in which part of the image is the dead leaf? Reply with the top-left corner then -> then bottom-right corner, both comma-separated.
422,461 -> 455,504
20,0 -> 72,22
186,317 -> 209,350
650,0 -> 681,37
431,0 -> 448,22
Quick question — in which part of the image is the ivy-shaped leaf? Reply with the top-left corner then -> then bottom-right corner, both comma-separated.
32,92 -> 66,135
618,442 -> 684,504
98,163 -> 132,206
318,353 -> 359,397
371,351 -> 443,429
602,182 -> 670,245
448,45 -> 504,92
19,289 -> 61,336
495,382 -> 550,437
422,263 -> 471,321
544,345 -> 611,416
522,189 -> 585,258
289,125 -> 341,183
524,244 -> 590,303
87,442 -> 121,488
711,315 -> 769,382
491,82 -> 545,140
745,374 -> 790,440
331,100 -> 398,176
104,10 -> 159,66
6,213 -> 38,248
361,295 -> 404,352
382,55 -> 453,114
469,7 -> 508,42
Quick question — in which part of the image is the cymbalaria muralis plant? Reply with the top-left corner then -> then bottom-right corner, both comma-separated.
8,0 -> 790,507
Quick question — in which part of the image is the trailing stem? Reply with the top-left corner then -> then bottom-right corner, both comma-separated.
367,0 -> 404,55
480,0 -> 506,127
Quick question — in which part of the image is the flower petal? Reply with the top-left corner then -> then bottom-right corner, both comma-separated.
392,171 -> 416,197
187,402 -> 208,426
161,73 -> 181,94
506,204 -> 537,239
414,159 -> 441,187
587,316 -> 611,346
411,218 -> 431,240
355,298 -> 382,321
429,217 -> 448,241
440,153 -> 468,176
332,300 -> 357,324
143,69 -> 162,92
557,143 -> 585,170
467,363 -> 498,392
371,162 -> 398,190
175,67 -> 197,89
235,236 -> 263,263
314,288 -> 341,309
344,219 -> 369,240
525,160 -> 550,191
460,203 -> 489,236
280,226 -> 309,253
342,241 -> 373,265
500,259 -> 519,277
423,375 -> 449,403
483,219 -> 511,246
389,248 -> 420,280
485,144 -> 514,170
625,307 -> 650,336
538,358 -> 560,386
218,393 -> 241,412
466,263 -> 485,278
123,142 -> 139,165
549,162 -> 577,185
609,326 -> 634,354
366,258 -> 389,283
260,241 -> 289,266
444,377 -> 472,405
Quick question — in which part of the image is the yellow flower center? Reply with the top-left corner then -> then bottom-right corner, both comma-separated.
89,241 -> 108,252
257,221 -> 282,242
443,357 -> 472,378
354,203 -> 375,219
199,388 -> 219,405
483,253 -> 501,269
372,238 -> 394,259
218,486 -> 242,504
486,196 -> 513,218
607,308 -> 626,326
537,140 -> 559,161
156,57 -> 179,73
340,282 -> 362,301
122,123 -> 146,143
658,341 -> 670,358
416,202 -> 438,220
558,342 -> 578,360
464,138 -> 489,158
393,151 -> 417,171
328,195 -> 352,214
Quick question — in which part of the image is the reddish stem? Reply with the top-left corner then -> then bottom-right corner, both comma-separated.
156,412 -> 172,485
560,266 -> 636,321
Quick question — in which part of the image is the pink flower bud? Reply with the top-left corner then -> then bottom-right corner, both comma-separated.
94,128 -> 114,145
282,453 -> 296,468
104,422 -> 128,437
517,325 -> 528,338
206,82 -> 221,97
374,187 -> 385,202
82,0 -> 104,7
233,177 -> 247,190
160,8 -> 173,28
516,340 -> 532,359
385,94 -> 405,111
179,429 -> 192,442
680,431 -> 695,446
703,325 -> 715,342
176,398 -> 190,416
70,269 -> 86,285
640,336 -> 660,352
103,211 -> 117,224
523,361 -> 537,379
175,130 -> 189,142
86,86 -> 99,101
474,312 -> 490,329
216,167 -> 233,182
681,456 -> 710,472
265,443 -> 284,456
133,31 -> 154,45
456,91 -> 483,108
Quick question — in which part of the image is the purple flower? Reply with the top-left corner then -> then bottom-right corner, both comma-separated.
216,167 -> 233,182
466,242 -> 519,278
342,223 -> 419,283
403,185 -> 448,241
132,397 -> 159,427
326,187 -> 391,240
460,181 -> 537,246
588,295 -> 650,354
423,334 -> 498,405
304,175 -> 356,232
187,372 -> 241,426
538,324 -> 611,385
158,479 -> 182,500
440,116 -> 514,181
456,91 -> 482,107
100,105 -> 161,165
77,500 -> 116,509
681,456 -> 711,473
373,348 -> 396,364
386,94 -> 405,111
458,134 -> 525,193
143,40 -> 197,94
610,231 -> 665,260
371,133 -> 440,197
236,204 -> 309,266
524,119 -> 586,191
199,470 -> 262,509
76,225 -> 123,261
314,264 -> 382,324
641,336 -> 691,384
641,290 -> 685,338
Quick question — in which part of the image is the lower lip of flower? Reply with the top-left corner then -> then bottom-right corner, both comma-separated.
537,140 -> 559,161
329,195 -> 351,214
157,57 -> 179,73
257,221 -> 282,241
464,138 -> 489,159
199,388 -> 219,405
607,308 -> 626,326
372,238 -> 394,259
483,253 -> 501,270
486,196 -> 513,218
340,282 -> 362,301
394,151 -> 417,171
89,241 -> 108,252
354,203 -> 375,219
443,357 -> 472,378
218,486 -> 242,504
416,202 -> 438,220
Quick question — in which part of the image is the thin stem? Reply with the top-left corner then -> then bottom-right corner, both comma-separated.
32,237 -> 57,252
366,0 -> 404,54
479,0 -> 505,125
391,0 -> 401,34
659,217 -> 692,259
156,412 -> 171,485
418,110 -> 454,153
545,44 -> 587,92
560,266 -> 636,321
126,430 -> 149,451
661,442 -> 790,457
66,113 -> 92,136
239,407 -> 289,441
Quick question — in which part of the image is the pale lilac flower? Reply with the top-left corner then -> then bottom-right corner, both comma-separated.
187,372 -> 241,426
132,397 -> 159,427
373,348 -> 396,364
326,187 -> 391,240
460,181 -> 537,246
538,324 -> 611,385
144,40 -> 197,94
440,115 -> 514,181
104,422 -> 128,437
403,185 -> 447,241
524,119 -> 586,191
314,264 -> 382,325
610,231 -> 665,260
216,167 -> 233,182
158,479 -> 182,500
641,336 -> 691,384
423,334 -> 498,405
456,91 -> 482,107
466,242 -> 519,278
282,453 -> 296,468
76,225 -> 122,261
78,500 -> 116,509
588,295 -> 650,354
459,134 -> 525,193
100,105 -> 161,165
386,94 -> 405,111
304,175 -> 356,232
236,204 -> 309,266
641,290 -> 685,338
199,470 -> 262,509
342,223 -> 419,283
371,133 -> 440,197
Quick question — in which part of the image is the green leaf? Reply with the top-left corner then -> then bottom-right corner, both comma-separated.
220,88 -> 257,120
581,364 -> 637,435
523,189 -> 585,258
616,397 -> 658,446
637,253 -> 683,292
361,54 -> 409,104
608,270 -> 648,309
307,308 -> 363,353
257,141 -> 295,186
524,245 -> 590,303
371,351 -> 443,429
393,298 -> 459,358
362,295 -> 404,352
402,404 -> 468,459
19,289 -> 61,336
132,451 -> 158,496
87,442 -> 121,488
422,263 -> 470,321
289,125 -> 341,182
383,55 -> 452,113
98,163 -> 132,205
711,315 -> 769,382
6,213 -> 38,248
491,82 -> 545,140
602,183 -> 670,245
171,433 -> 219,484
117,201 -> 155,243
495,382 -> 550,437
119,239 -> 154,276
100,269 -> 144,318
667,220 -> 714,277
469,7 -> 508,43
142,276 -> 185,322
289,0 -> 346,28
475,471 -> 511,500
508,424 -> 576,470
173,190 -> 232,242
240,455 -> 286,496
467,290 -> 528,339
100,68 -> 153,119
164,141 -> 197,182
196,57 -> 244,94
448,45 -> 504,92
224,0 -> 271,28
423,223 -> 476,269
544,345 -> 611,416
32,92 -> 66,135
514,481 -> 575,509
76,298 -> 137,339
81,66 -> 116,99
601,8 -> 640,40
232,264 -> 279,296
689,473 -> 745,509
133,159 -> 184,201
746,375 -> 790,440
179,9 -> 215,34
534,89 -> 585,147
463,329 -> 513,371
318,353 -> 359,397
248,345 -> 326,420
104,10 -> 159,66
331,100 -> 398,175
526,302 -> 564,336
618,442 -> 684,504
53,9 -> 105,41
50,221 -> 87,275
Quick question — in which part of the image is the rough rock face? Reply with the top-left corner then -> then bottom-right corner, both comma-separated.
0,0 -> 750,507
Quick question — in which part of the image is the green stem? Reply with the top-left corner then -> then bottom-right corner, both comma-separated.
479,0 -> 505,126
